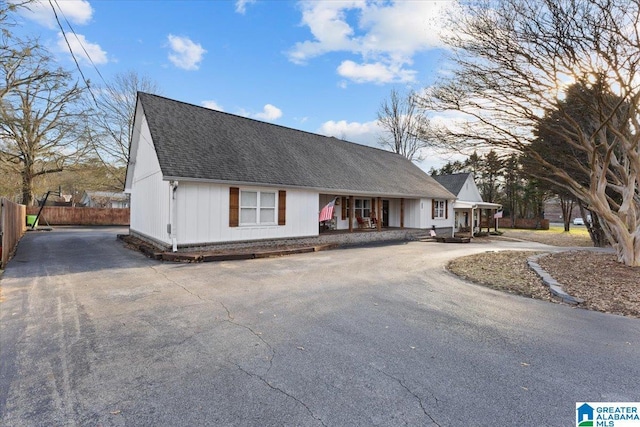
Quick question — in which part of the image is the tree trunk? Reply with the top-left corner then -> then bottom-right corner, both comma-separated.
603,219 -> 640,266
21,170 -> 34,206
615,235 -> 640,266
560,196 -> 573,232
579,205 -> 608,248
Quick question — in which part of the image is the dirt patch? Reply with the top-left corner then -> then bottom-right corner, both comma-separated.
447,248 -> 640,319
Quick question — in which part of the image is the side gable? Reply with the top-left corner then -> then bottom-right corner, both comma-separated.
125,100 -> 161,192
456,174 -> 484,203
433,173 -> 483,202
126,97 -> 172,245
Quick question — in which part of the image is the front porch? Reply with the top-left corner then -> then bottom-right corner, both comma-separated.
319,193 -> 423,233
453,201 -> 502,237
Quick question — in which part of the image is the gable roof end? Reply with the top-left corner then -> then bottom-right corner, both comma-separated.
432,173 -> 473,197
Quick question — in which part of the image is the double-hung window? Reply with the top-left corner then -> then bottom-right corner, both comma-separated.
354,198 -> 371,218
240,190 -> 276,225
433,200 -> 446,219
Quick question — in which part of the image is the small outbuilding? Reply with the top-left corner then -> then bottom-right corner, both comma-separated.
432,173 -> 502,236
124,93 -> 456,251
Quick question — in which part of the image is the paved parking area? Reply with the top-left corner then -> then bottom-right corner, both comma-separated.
1,227 -> 639,426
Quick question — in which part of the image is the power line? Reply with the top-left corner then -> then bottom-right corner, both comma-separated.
52,0 -> 108,87
47,0 -> 158,178
48,0 -> 100,107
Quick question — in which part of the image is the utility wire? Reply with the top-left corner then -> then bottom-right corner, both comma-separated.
47,0 -> 158,184
52,0 -> 108,87
48,0 -> 100,107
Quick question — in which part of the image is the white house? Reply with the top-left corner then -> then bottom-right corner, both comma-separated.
79,191 -> 130,208
432,173 -> 502,236
125,93 -> 456,251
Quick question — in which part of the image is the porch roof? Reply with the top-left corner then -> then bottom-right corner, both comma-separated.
453,201 -> 502,210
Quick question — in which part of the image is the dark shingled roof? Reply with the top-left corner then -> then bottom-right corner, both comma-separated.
432,173 -> 472,196
138,93 -> 454,199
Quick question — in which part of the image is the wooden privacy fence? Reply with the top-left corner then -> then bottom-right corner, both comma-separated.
25,206 -> 130,226
490,217 -> 550,230
1,198 -> 26,268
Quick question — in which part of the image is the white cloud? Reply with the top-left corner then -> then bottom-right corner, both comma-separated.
254,104 -> 282,121
289,0 -> 451,84
57,32 -> 108,65
167,34 -> 206,71
202,100 -> 224,111
318,119 -> 382,146
288,1 -> 360,64
337,60 -> 415,84
16,0 -> 93,29
235,0 -> 256,14
318,117 -> 453,172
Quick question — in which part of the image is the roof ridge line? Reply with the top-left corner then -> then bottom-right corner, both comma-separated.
137,92 -> 406,159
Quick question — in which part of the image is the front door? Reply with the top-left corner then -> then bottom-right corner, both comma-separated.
382,200 -> 389,227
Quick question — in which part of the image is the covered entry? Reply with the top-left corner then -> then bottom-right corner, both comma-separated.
453,201 -> 502,236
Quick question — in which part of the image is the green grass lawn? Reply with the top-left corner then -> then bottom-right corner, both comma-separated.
547,224 -> 591,235
499,225 -> 593,247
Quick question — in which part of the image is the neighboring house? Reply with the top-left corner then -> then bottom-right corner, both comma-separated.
125,93 -> 456,251
432,173 -> 501,236
80,191 -> 130,209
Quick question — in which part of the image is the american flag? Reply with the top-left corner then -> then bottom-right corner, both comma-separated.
319,199 -> 336,222
494,210 -> 503,219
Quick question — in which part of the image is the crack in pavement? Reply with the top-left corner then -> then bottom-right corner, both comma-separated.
150,266 -> 206,301
149,268 -> 276,376
378,369 -> 441,427
234,364 -> 326,427
219,301 -> 275,375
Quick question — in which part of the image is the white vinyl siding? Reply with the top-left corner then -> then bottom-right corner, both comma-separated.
128,109 -> 171,245
175,182 -> 318,245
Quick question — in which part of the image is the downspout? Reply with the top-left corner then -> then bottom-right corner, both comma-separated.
169,180 -> 178,252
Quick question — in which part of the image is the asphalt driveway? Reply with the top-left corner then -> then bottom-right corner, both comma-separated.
1,227 -> 638,426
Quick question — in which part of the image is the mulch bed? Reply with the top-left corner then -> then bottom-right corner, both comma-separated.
537,251 -> 640,318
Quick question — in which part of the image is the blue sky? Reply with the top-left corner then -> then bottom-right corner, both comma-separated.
14,0 -> 457,171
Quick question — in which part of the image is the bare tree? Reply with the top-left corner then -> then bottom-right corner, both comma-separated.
377,88 -> 433,162
0,47 -> 87,205
427,0 -> 640,266
89,70 -> 160,188
0,1 -> 39,100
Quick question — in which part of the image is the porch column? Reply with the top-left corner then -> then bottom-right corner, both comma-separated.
376,197 -> 382,231
400,198 -> 404,229
472,207 -> 477,237
349,195 -> 354,233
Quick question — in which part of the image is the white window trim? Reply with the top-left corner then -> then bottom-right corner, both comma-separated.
353,198 -> 372,218
434,200 -> 446,219
239,189 -> 277,226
